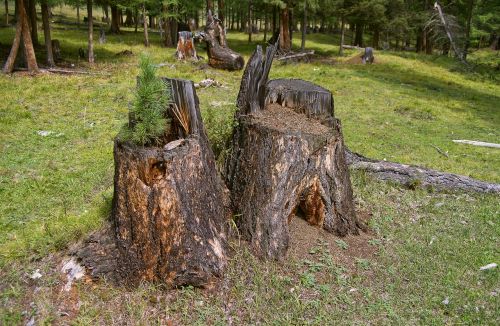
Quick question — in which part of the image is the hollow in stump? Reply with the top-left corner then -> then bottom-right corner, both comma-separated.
225,45 -> 361,260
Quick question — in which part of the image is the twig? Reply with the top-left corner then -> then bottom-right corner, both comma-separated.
431,144 -> 449,158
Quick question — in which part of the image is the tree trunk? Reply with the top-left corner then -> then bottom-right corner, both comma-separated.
76,2 -> 80,28
354,23 -> 363,47
339,16 -> 345,56
142,4 -> 149,47
176,31 -> 198,60
103,4 -> 109,25
124,8 -> 133,26
372,27 -> 380,49
345,149 -> 500,193
433,2 -> 466,63
464,0 -> 475,60
87,0 -> 94,63
110,5 -> 120,33
279,7 -> 291,52
203,10 -> 244,70
4,0 -> 38,73
247,0 -> 252,43
134,7 -> 138,33
77,78 -> 231,287
301,2 -> 306,51
28,0 -> 38,46
271,5 -> 277,34
41,0 -> 54,67
225,45 -> 360,260
5,0 -> 9,25
206,0 -> 214,13
218,0 -> 224,25
263,7 -> 268,42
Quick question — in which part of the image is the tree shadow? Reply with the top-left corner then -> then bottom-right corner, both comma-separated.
338,62 -> 500,126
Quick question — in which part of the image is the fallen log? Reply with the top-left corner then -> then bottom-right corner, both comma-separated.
202,10 -> 244,71
78,77 -> 231,287
225,44 -> 361,260
345,149 -> 500,193
341,45 -> 364,50
452,139 -> 500,149
276,50 -> 315,62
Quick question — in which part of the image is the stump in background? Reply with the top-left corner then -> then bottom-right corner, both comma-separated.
82,78 -> 230,287
225,44 -> 361,260
175,31 -> 198,60
202,10 -> 244,71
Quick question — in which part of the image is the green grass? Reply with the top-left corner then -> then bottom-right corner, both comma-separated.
0,7 -> 499,325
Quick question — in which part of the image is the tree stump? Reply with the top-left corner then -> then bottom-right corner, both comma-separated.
225,45 -> 361,260
80,78 -> 230,287
202,10 -> 244,71
175,31 -> 198,60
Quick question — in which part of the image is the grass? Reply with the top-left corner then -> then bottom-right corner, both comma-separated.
0,6 -> 499,325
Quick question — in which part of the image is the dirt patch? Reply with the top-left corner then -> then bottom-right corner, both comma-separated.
288,211 -> 377,271
252,104 -> 331,135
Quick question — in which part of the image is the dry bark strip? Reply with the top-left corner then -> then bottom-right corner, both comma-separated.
225,44 -> 361,260
78,78 -> 231,287
345,149 -> 500,193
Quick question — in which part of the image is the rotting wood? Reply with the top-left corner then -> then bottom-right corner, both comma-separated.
225,44 -> 361,260
77,78 -> 231,287
452,140 -> 500,149
202,10 -> 244,70
345,149 -> 500,193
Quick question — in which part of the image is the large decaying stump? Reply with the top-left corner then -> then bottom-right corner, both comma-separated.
202,10 -> 244,71
79,78 -> 230,287
225,45 -> 361,260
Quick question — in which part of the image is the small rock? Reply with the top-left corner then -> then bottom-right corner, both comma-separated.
349,288 -> 358,293
61,258 -> 85,291
30,269 -> 42,280
37,130 -> 53,137
479,263 -> 497,271
442,297 -> 449,305
26,316 -> 35,326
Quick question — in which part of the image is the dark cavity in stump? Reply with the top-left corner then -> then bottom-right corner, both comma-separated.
225,44 -> 361,260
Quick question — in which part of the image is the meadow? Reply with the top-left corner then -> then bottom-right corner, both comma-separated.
0,7 -> 499,324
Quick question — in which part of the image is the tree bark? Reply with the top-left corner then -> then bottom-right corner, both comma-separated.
110,4 -> 120,33
279,6 -> 291,52
301,2 -> 306,51
78,78 -> 231,287
202,9 -> 244,70
5,0 -> 8,25
464,0 -> 475,60
225,45 -> 360,260
339,15 -> 345,56
354,23 -> 363,47
77,2 -> 80,28
247,0 -> 252,43
3,0 -> 38,74
87,0 -> 94,63
345,149 -> 500,193
142,4 -> 149,47
217,0 -> 224,25
41,0 -> 54,67
176,31 -> 198,60
27,0 -> 38,46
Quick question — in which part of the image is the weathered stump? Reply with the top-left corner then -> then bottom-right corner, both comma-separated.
175,31 -> 198,60
80,78 -> 230,287
202,10 -> 244,71
225,45 -> 361,260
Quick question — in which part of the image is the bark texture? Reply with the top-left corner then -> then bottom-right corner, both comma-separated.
345,149 -> 500,193
203,9 -> 244,70
225,44 -> 360,260
80,78 -> 230,287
